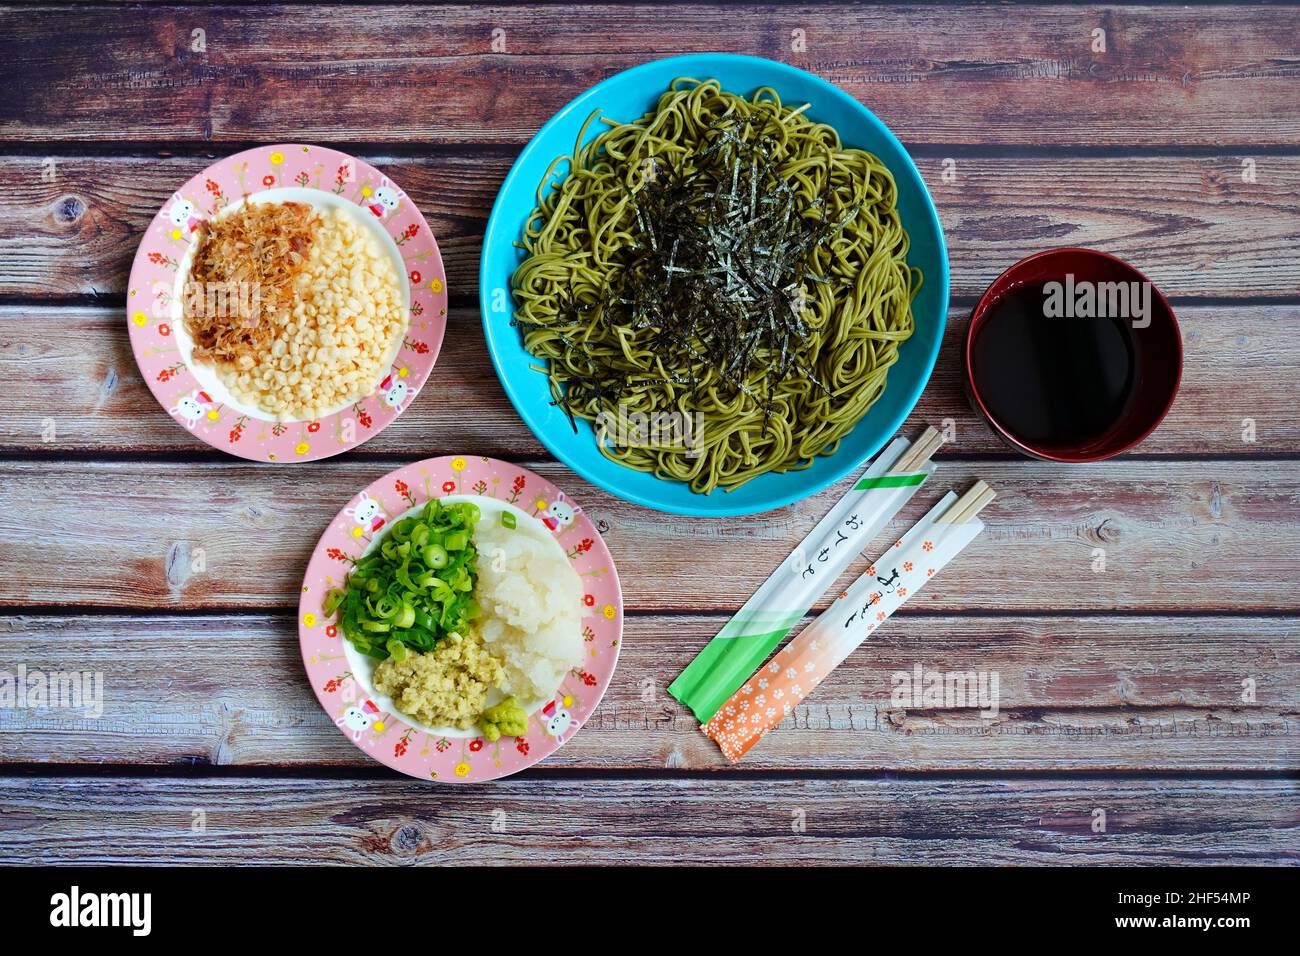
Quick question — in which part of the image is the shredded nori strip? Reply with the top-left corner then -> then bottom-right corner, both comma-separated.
541,112 -> 859,432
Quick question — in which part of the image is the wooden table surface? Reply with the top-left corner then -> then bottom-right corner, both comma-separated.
1,2 -> 1297,866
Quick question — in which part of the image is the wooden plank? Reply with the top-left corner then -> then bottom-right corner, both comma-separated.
4,152 -> 1299,300
0,614 -> 1294,771
2,302 -> 1296,456
0,155 -> 490,299
2,6 -> 1298,148
1,775 -> 1293,864
0,304 -> 537,457
0,459 -> 1295,613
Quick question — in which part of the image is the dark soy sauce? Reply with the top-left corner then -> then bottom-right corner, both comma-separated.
971,282 -> 1136,450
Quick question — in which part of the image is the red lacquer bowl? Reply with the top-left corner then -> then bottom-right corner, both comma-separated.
963,248 -> 1182,462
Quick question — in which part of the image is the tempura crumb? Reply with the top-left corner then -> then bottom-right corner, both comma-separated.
193,203 -> 407,421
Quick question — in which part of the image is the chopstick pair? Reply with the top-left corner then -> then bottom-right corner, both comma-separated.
935,479 -> 995,525
701,478 -> 996,762
669,427 -> 946,724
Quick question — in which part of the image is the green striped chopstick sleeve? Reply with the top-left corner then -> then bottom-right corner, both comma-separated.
667,608 -> 805,724
853,472 -> 928,491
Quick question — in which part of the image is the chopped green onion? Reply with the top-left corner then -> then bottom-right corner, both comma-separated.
332,499 -> 481,661
322,588 -> 346,616
395,603 -> 415,629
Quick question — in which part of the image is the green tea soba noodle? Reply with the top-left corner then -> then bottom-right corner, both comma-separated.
511,78 -> 919,494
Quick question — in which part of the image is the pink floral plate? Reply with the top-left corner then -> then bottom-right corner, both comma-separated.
299,456 -> 623,782
126,143 -> 447,462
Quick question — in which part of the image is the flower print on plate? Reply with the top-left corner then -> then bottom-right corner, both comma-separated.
299,457 -> 624,783
126,143 -> 448,462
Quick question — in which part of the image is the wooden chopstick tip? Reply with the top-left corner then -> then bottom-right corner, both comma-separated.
940,479 -> 996,524
891,424 -> 946,473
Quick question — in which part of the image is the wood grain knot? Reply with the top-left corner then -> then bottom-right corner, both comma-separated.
390,824 -> 424,854
1094,518 -> 1120,543
55,196 -> 86,224
1209,482 -> 1224,519
165,541 -> 190,591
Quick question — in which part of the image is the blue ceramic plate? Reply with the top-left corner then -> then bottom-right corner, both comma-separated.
481,54 -> 949,516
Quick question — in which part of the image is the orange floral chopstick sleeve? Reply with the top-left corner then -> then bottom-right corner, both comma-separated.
701,617 -> 847,761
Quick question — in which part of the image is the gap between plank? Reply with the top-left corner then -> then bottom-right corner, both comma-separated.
0,763 -> 1292,782
0,447 -> 1297,466
4,141 -> 1300,161
2,0 -> 1293,13
2,604 -> 1297,620
6,294 -> 1300,310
